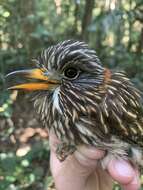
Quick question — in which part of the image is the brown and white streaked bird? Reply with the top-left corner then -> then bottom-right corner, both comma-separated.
7,40 -> 143,168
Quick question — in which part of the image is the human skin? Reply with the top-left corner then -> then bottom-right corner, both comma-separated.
49,131 -> 140,190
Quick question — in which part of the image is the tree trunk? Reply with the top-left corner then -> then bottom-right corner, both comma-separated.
81,0 -> 95,41
73,1 -> 80,34
137,27 -> 143,54
18,0 -> 41,57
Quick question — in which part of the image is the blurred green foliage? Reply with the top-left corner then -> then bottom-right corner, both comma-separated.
0,140 -> 50,190
0,0 -> 143,189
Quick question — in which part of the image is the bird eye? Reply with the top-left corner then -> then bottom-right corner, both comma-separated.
64,67 -> 79,79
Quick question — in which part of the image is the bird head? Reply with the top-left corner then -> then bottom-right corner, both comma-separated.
6,40 -> 110,121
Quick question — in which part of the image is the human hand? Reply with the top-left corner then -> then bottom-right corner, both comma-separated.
49,131 -> 140,190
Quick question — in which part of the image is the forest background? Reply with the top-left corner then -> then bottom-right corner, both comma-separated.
0,0 -> 143,189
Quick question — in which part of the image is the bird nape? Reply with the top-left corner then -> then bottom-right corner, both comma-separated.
6,40 -> 143,168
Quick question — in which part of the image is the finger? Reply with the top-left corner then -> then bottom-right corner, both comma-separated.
49,131 -> 97,169
50,148 -> 96,190
74,146 -> 105,168
78,145 -> 105,160
107,159 -> 140,189
49,129 -> 105,162
74,151 -> 98,168
49,130 -> 61,152
122,169 -> 140,190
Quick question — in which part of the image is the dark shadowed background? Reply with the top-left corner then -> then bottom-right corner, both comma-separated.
0,0 -> 143,189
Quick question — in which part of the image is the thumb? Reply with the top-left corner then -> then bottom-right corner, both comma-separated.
107,159 -> 140,190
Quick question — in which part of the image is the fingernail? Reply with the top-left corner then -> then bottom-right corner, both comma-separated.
108,159 -> 135,185
113,159 -> 134,182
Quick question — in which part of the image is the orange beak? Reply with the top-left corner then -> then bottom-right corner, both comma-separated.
6,68 -> 60,91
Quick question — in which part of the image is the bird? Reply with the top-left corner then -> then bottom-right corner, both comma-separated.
7,40 -> 143,168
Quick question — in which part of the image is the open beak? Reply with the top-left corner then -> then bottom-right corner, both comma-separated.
6,68 -> 60,91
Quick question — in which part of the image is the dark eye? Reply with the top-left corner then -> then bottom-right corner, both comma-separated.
64,67 -> 79,79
